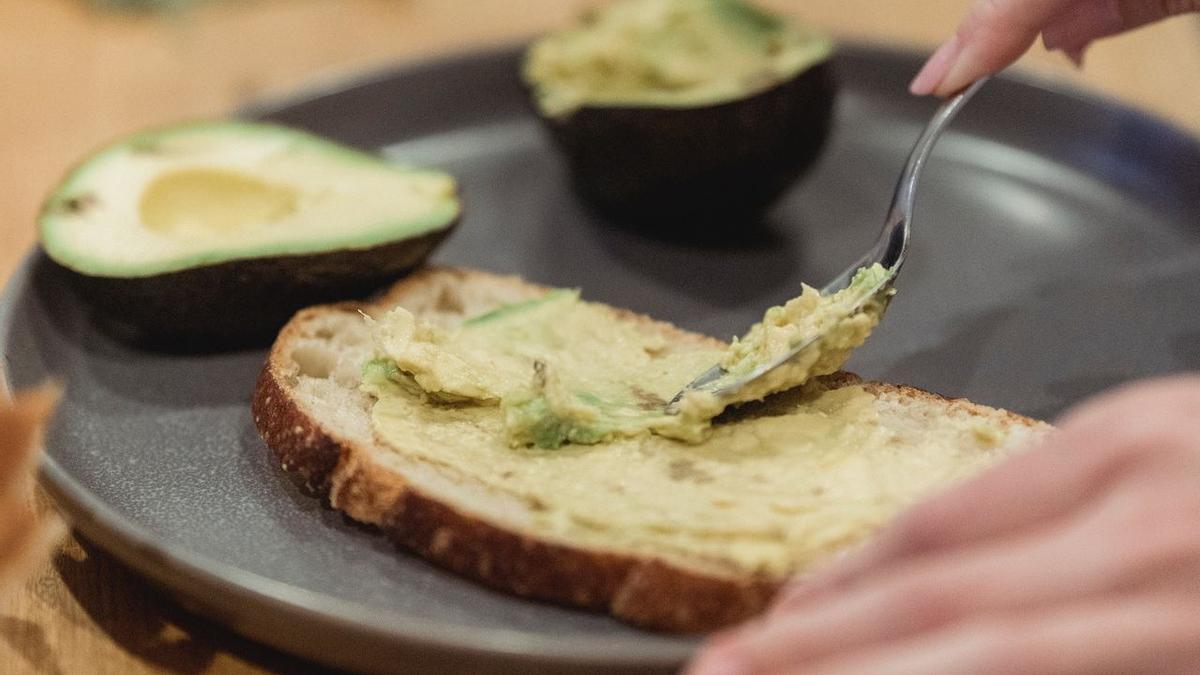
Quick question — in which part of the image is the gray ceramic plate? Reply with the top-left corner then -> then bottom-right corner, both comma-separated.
3,44 -> 1199,674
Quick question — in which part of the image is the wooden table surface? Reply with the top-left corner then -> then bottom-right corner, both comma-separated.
1,1 -> 1197,672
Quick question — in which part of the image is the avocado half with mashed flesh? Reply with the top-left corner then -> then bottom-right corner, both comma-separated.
39,122 -> 460,343
522,0 -> 835,230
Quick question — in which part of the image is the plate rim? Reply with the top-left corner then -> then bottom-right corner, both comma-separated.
5,39 -> 1198,671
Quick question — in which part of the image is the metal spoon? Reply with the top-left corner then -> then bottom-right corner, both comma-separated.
669,79 -> 988,408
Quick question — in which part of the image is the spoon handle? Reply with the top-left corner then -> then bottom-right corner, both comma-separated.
822,77 -> 989,296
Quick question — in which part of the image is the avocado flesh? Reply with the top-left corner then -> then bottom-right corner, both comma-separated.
40,122 -> 458,278
524,0 -> 833,117
707,264 -> 893,405
38,122 -> 460,343
139,168 -> 299,237
364,265 -> 888,449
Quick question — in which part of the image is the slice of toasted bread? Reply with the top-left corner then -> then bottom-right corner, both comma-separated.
252,266 -> 1049,632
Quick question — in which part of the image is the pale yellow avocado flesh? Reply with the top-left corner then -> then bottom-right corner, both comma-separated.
523,0 -> 834,116
711,263 -> 894,405
139,168 -> 300,236
359,268 -> 1023,574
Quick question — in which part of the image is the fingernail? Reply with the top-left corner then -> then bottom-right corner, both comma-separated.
933,42 -> 977,97
685,639 -> 749,675
909,36 -> 961,95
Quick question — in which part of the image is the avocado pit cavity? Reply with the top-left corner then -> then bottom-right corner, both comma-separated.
139,168 -> 299,237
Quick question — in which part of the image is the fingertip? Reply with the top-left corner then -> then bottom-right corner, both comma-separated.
909,68 -> 936,96
685,636 -> 750,675
909,37 -> 961,96
909,78 -> 934,97
769,541 -> 886,618
769,578 -> 828,616
704,624 -> 750,648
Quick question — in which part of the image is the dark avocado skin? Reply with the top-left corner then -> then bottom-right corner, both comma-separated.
537,60 -> 835,234
51,222 -> 456,348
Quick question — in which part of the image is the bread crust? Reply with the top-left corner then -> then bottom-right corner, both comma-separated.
251,266 -> 1045,632
252,363 -> 342,494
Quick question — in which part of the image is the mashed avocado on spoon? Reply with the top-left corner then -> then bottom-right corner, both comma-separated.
362,265 -> 890,449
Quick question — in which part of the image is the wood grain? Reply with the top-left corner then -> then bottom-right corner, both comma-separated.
0,0 -> 1197,672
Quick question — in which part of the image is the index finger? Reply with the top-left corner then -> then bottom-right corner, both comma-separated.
912,0 -> 1078,96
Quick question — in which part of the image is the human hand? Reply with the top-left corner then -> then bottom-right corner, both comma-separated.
910,0 -> 1200,96
0,387 -> 64,600
686,375 -> 1200,674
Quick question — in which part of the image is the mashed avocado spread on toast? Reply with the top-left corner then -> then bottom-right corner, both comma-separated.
362,264 -> 890,449
350,267 -> 1031,576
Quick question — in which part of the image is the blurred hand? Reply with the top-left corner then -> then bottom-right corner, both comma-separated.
687,375 -> 1200,675
0,387 -> 63,599
910,0 -> 1200,96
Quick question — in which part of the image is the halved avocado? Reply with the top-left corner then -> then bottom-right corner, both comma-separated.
39,122 -> 460,344
522,0 -> 836,232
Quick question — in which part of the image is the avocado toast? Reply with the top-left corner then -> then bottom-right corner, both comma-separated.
252,267 -> 1049,632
